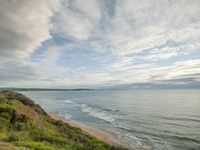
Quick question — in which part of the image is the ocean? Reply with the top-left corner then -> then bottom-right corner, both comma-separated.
21,89 -> 200,150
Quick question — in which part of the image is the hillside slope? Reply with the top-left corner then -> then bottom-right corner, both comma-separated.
0,90 -> 127,150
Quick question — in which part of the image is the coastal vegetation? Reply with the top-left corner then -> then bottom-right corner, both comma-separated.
0,90 -> 126,150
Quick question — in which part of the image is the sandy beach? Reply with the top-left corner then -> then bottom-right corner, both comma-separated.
49,113 -> 130,149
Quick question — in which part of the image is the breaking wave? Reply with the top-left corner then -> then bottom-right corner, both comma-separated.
81,104 -> 116,122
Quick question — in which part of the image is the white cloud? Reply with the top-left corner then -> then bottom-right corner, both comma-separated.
144,47 -> 179,61
53,0 -> 101,40
72,0 -> 101,21
110,56 -> 134,70
0,0 -> 60,61
95,0 -> 200,57
0,0 -> 200,88
0,0 -> 61,85
121,59 -> 200,83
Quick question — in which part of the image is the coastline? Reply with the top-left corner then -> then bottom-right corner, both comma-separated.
0,90 -> 131,150
49,113 -> 130,149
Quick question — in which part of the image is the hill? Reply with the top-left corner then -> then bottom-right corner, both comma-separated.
0,88 -> 94,91
0,90 -> 126,150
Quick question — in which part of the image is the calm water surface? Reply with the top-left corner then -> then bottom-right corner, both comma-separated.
21,90 -> 200,150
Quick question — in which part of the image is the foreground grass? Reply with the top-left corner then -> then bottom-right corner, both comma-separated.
0,90 -> 127,150
0,141 -> 32,150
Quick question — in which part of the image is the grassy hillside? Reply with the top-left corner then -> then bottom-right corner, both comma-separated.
0,90 -> 126,150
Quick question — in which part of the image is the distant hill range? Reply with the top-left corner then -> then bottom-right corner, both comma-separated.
0,88 -> 94,91
103,80 -> 200,90
1,79 -> 200,92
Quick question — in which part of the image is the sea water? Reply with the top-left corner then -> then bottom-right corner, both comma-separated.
21,89 -> 200,150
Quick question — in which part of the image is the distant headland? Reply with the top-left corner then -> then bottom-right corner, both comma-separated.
0,88 -> 94,91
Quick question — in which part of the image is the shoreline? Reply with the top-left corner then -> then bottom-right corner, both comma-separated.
49,113 -> 130,149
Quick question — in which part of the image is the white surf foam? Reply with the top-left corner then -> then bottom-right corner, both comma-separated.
81,104 -> 115,123
64,99 -> 75,104
64,114 -> 71,119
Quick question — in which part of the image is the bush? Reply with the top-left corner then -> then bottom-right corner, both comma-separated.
0,112 -> 11,120
13,121 -> 26,131
0,133 -> 8,141
0,91 -> 48,116
0,94 -> 6,102
7,133 -> 18,142
0,90 -> 35,106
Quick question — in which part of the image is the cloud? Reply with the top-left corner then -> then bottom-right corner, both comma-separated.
53,0 -> 200,61
0,0 -> 61,85
105,0 -> 200,56
53,0 -> 101,40
0,0 -> 60,61
0,0 -> 200,88
118,59 -> 200,84
0,62 -> 38,81
143,47 -> 179,61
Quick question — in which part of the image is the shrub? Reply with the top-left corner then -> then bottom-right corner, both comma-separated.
0,133 -> 8,141
7,133 -> 18,142
0,112 -> 11,120
0,90 -> 35,106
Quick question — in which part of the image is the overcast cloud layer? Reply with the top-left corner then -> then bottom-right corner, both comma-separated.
0,0 -> 200,88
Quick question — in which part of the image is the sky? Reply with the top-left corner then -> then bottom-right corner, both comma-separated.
0,0 -> 200,88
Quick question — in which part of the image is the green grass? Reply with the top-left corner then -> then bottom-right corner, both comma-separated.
0,90 -> 127,150
0,141 -> 29,150
15,141 -> 61,150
